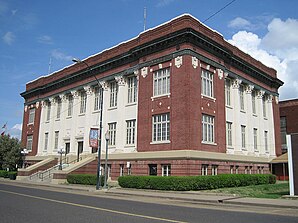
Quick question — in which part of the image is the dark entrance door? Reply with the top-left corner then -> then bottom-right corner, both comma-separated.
77,141 -> 83,162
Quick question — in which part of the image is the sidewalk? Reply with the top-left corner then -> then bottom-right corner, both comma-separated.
1,178 -> 298,210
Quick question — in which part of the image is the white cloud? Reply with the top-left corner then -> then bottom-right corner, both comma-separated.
11,9 -> 17,16
38,35 -> 53,44
9,124 -> 22,139
51,49 -> 72,61
2,31 -> 15,45
228,18 -> 298,101
228,17 -> 252,29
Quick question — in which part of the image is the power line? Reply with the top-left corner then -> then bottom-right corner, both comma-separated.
203,0 -> 237,23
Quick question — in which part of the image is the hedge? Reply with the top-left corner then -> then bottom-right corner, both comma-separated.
118,174 -> 276,191
67,174 -> 105,186
0,170 -> 17,180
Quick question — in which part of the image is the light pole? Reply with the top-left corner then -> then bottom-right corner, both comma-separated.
57,146 -> 65,170
21,148 -> 29,168
104,130 -> 110,189
72,58 -> 104,190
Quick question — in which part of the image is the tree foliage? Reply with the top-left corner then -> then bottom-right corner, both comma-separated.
0,135 -> 22,170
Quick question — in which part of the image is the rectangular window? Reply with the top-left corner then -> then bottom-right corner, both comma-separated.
44,133 -> 49,151
252,91 -> 256,115
253,128 -> 258,151
54,131 -> 59,151
230,165 -> 234,174
68,95 -> 73,117
120,164 -> 124,176
152,113 -> 170,142
46,102 -> 51,121
280,117 -> 287,151
26,135 -> 33,151
162,164 -> 171,176
56,98 -> 61,119
239,85 -> 245,111
28,108 -> 35,124
108,122 -> 117,146
94,87 -> 103,111
245,166 -> 248,174
263,96 -> 267,118
153,68 -> 170,97
249,166 -> 253,174
128,76 -> 137,103
264,131 -> 268,152
110,82 -> 118,107
225,79 -> 231,106
202,164 -> 208,176
241,125 -> 246,149
126,120 -> 136,145
202,114 -> 214,143
211,165 -> 218,175
149,164 -> 157,176
80,91 -> 87,114
235,165 -> 239,174
226,122 -> 232,147
201,69 -> 214,98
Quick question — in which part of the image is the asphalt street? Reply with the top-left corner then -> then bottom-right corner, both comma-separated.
0,183 -> 297,223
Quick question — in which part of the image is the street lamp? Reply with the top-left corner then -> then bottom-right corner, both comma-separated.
57,146 -> 65,170
72,58 -> 104,190
21,148 -> 29,168
104,130 -> 110,189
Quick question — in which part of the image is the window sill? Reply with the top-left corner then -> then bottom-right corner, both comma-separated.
126,102 -> 137,107
151,93 -> 170,100
92,110 -> 101,114
78,113 -> 85,117
108,107 -> 117,111
150,140 -> 170,145
240,110 -> 246,113
253,114 -> 258,117
225,105 -> 233,109
27,123 -> 34,126
264,117 -> 268,120
45,121 -> 50,124
55,118 -> 60,121
66,116 -> 72,119
201,94 -> 216,101
202,141 -> 217,146
124,145 -> 136,148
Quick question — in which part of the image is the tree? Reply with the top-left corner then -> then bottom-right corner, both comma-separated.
0,135 -> 22,170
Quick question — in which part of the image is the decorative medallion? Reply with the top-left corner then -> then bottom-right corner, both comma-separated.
141,67 -> 148,78
192,56 -> 198,69
175,56 -> 183,68
217,68 -> 224,80
99,81 -> 108,91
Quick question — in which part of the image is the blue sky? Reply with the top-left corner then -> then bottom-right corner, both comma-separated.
1,0 -> 298,139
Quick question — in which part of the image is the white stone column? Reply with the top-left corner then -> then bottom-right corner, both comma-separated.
83,85 -> 93,154
99,81 -> 109,156
70,90 -> 79,155
48,97 -> 56,154
255,90 -> 265,156
245,84 -> 254,155
267,94 -> 275,157
115,75 -> 126,152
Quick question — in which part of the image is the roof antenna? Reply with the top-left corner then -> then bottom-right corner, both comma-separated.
143,7 -> 147,31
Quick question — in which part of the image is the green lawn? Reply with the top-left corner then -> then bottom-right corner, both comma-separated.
206,182 -> 289,199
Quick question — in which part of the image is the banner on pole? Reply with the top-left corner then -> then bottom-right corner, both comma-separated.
89,128 -> 99,148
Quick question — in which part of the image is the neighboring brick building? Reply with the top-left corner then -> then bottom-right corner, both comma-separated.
20,14 -> 283,180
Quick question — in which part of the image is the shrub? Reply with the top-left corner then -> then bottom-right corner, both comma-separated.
118,174 -> 276,191
0,170 -> 17,179
67,174 -> 105,186
0,170 -> 9,178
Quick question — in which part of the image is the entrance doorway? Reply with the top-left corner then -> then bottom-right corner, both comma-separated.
77,141 -> 83,162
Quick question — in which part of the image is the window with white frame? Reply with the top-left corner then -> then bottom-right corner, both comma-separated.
211,165 -> 218,175
120,164 -> 124,176
262,96 -> 267,118
153,68 -> 170,97
94,87 -> 102,111
230,165 -> 234,174
226,122 -> 232,147
54,131 -> 59,151
252,91 -> 257,115
241,125 -> 246,149
162,164 -> 171,176
126,119 -> 136,145
127,76 -> 137,103
46,102 -> 51,121
68,95 -> 73,117
253,128 -> 258,151
110,82 -> 118,107
239,85 -> 245,111
249,166 -> 253,174
202,114 -> 214,143
225,79 -> 231,106
264,131 -> 268,152
152,113 -> 170,142
28,108 -> 35,124
26,135 -> 33,151
44,133 -> 48,151
201,69 -> 214,98
56,98 -> 61,119
108,122 -> 117,146
80,91 -> 87,114
202,164 -> 208,175
245,166 -> 248,174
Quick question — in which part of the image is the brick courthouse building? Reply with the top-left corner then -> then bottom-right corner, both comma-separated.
19,14 -> 283,181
